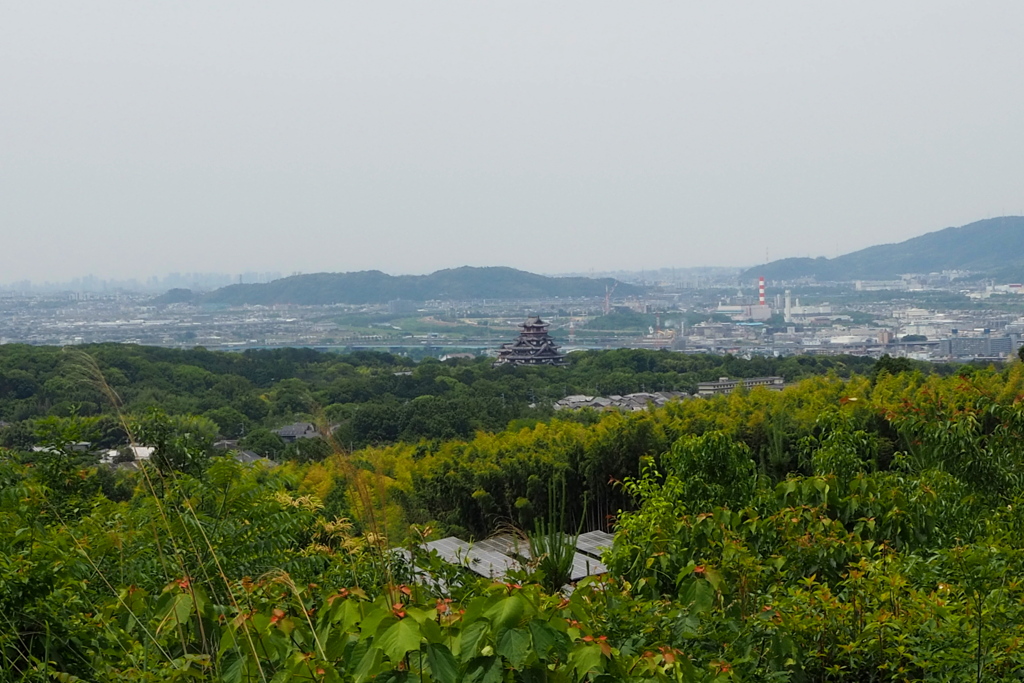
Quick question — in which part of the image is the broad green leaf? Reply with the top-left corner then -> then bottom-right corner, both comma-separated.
496,627 -> 531,669
681,579 -> 714,615
458,620 -> 490,664
373,672 -> 410,683
460,595 -> 491,626
220,655 -> 243,683
569,644 -> 605,677
52,674 -> 85,683
463,655 -> 502,683
419,616 -> 445,644
360,599 -> 394,638
703,567 -> 724,592
271,669 -> 294,683
527,620 -> 556,658
333,598 -> 362,634
354,646 -> 384,683
324,628 -> 359,662
218,626 -> 237,657
341,639 -> 372,674
317,663 -> 343,683
156,593 -> 193,635
190,584 -> 210,615
483,595 -> 525,631
403,605 -> 435,625
377,618 -> 422,663
424,643 -> 460,683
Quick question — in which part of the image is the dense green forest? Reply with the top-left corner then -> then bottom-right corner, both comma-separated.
5,345 -> 1024,680
0,344 -> 883,453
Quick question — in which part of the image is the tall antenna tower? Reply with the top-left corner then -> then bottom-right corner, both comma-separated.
603,282 -> 617,315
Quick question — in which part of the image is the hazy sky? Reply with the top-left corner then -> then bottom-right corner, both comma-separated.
2,2 -> 1023,282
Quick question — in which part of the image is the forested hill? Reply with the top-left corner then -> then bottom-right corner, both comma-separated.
174,266 -> 641,305
7,347 -> 1024,679
742,215 -> 1024,282
0,343 -> 884,451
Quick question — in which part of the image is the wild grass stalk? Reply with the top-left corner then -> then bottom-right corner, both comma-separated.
61,350 -> 269,681
318,409 -> 400,594
526,478 -> 581,593
22,351 -> 400,679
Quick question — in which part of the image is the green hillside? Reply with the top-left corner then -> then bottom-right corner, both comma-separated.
9,350 -> 1024,680
743,216 -> 1024,282
183,266 -> 640,305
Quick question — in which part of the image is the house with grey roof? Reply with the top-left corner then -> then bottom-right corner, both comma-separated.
273,422 -> 319,443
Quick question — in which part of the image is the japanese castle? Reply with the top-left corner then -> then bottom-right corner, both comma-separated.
494,316 -> 568,366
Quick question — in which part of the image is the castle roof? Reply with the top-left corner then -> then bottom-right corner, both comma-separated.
495,316 -> 567,366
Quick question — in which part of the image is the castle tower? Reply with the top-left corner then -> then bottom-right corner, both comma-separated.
494,317 -> 568,366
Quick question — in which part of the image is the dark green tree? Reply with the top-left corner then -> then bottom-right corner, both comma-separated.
133,408 -> 216,476
874,354 -> 913,378
239,428 -> 286,459
204,405 -> 251,439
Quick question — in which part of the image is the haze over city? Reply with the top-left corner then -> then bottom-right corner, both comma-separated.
2,2 -> 1023,284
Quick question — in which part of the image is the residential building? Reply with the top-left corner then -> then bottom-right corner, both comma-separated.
273,422 -> 319,443
696,376 -> 785,397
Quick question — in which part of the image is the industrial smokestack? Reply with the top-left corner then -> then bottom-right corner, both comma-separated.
758,276 -> 766,306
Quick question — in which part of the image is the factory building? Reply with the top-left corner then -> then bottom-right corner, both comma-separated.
718,277 -> 773,321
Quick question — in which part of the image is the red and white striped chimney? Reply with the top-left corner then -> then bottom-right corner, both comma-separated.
758,276 -> 766,306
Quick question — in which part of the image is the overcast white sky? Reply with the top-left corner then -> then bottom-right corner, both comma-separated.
2,2 -> 1023,282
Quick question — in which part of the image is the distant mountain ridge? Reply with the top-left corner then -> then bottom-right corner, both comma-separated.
742,216 -> 1024,282
163,267 -> 642,305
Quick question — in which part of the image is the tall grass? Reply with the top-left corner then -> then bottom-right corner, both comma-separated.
17,350 -> 402,680
525,478 -> 581,593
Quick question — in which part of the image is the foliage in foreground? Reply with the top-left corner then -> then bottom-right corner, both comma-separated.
5,361 -> 1024,680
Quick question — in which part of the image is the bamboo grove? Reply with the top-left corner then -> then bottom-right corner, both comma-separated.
3,347 -> 1024,680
